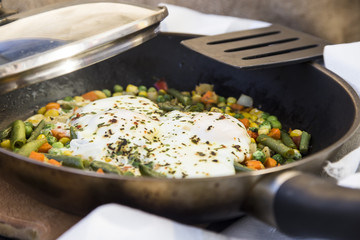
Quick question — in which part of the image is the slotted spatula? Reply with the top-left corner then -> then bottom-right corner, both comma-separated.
181,24 -> 328,69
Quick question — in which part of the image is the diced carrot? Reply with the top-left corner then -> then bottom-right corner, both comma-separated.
247,129 -> 258,139
82,91 -> 99,101
200,91 -> 217,104
239,118 -> 250,128
245,160 -> 265,170
268,128 -> 281,140
29,151 -> 45,162
230,103 -> 244,111
38,142 -> 52,153
96,168 -> 104,174
48,159 -> 61,167
51,129 -> 68,140
45,102 -> 61,110
264,157 -> 278,168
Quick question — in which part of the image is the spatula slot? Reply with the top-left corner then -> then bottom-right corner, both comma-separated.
225,38 -> 299,52
181,24 -> 328,69
207,31 -> 280,45
242,44 -> 319,60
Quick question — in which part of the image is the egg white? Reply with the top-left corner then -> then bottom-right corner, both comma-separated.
67,95 -> 251,178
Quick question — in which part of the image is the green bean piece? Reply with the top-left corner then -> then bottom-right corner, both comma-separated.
280,130 -> 297,149
234,161 -> 254,172
70,126 -> 77,140
299,131 -> 311,154
27,120 -> 45,142
90,161 -> 122,175
167,88 -> 192,106
270,120 -> 282,129
256,134 -> 295,159
45,154 -> 84,169
17,138 -> 47,157
139,164 -> 166,178
0,124 -> 12,141
10,120 -> 27,150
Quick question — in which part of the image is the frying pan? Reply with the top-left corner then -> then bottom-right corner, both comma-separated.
1,33 -> 360,239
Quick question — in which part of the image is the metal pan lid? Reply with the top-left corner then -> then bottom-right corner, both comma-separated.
0,0 -> 168,94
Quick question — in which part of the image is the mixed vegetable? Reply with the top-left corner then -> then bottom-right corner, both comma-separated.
0,80 -> 311,177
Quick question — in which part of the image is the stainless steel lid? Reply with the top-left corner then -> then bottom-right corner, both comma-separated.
0,0 -> 168,94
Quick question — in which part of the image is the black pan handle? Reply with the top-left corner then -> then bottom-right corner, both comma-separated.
246,171 -> 360,240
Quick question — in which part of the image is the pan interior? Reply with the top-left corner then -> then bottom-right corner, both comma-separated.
0,33 -> 357,222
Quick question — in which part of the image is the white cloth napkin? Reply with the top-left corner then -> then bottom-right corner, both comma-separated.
59,204 -> 239,240
159,3 -> 270,35
323,42 -> 360,188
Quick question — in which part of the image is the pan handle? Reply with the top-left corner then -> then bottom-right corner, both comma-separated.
246,171 -> 360,240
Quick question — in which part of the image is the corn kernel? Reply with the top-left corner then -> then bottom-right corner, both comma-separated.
74,96 -> 84,102
105,157 -> 112,163
158,89 -> 166,95
112,92 -> 123,97
44,109 -> 59,117
62,150 -> 73,156
138,91 -> 148,97
192,94 -> 201,104
249,122 -> 259,128
242,112 -> 251,119
250,138 -> 256,143
210,107 -> 222,113
38,107 -> 47,115
249,108 -> 263,116
37,134 -> 46,140
93,90 -> 106,99
126,84 -> 139,94
59,137 -> 71,145
249,114 -> 258,121
0,139 -> 11,149
290,129 -> 302,137
224,106 -> 232,113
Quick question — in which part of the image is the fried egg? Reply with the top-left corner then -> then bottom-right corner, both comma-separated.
68,95 -> 251,178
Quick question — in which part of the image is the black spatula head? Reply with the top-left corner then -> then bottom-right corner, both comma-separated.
181,24 -> 328,69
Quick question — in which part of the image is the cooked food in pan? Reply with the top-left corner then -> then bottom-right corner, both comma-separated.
0,80 -> 310,178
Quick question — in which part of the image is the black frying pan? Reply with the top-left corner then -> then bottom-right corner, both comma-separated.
0,33 -> 360,239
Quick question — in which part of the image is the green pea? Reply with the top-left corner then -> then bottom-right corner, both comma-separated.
52,142 -> 64,148
267,115 -> 278,122
270,120 -> 282,129
25,125 -> 33,138
156,95 -> 165,103
102,89 -> 111,97
24,122 -> 34,138
113,84 -> 123,93
148,87 -> 156,92
63,96 -> 73,101
218,96 -> 226,103
138,85 -> 147,92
